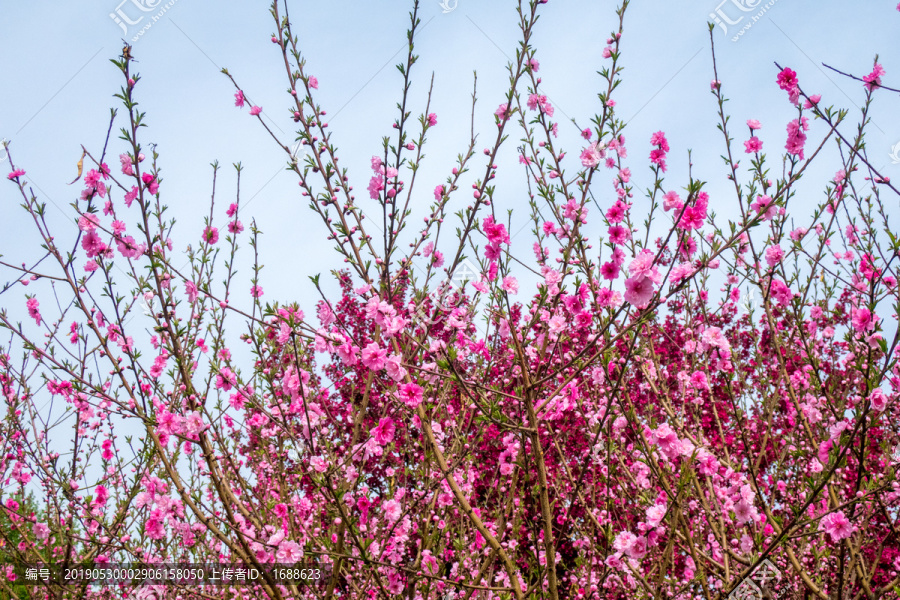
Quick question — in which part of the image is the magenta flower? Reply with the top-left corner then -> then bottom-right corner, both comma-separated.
372,417 -> 395,446
398,382 -> 423,407
743,136 -> 763,153
26,298 -> 41,325
203,226 -> 219,244
234,90 -> 245,107
862,63 -> 885,91
818,511 -> 855,542
785,117 -> 809,159
249,105 -> 262,116
600,261 -> 619,280
361,342 -> 387,370
777,67 -> 798,92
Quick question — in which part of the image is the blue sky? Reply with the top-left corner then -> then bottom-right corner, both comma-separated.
1,0 -> 898,332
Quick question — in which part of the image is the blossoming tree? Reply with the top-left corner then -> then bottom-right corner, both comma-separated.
2,1 -> 900,599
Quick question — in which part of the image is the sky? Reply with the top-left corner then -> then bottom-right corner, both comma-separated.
0,1 -> 899,448
0,0 -> 898,313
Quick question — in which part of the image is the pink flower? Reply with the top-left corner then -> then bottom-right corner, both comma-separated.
662,191 -> 682,212
383,499 -> 402,521
398,382 -> 424,407
267,530 -> 286,548
361,342 -> 387,370
608,225 -> 630,244
185,281 -> 199,303
33,522 -> 50,541
690,371 -> 709,391
613,531 -> 637,554
765,244 -> 784,267
250,106 -> 262,116
234,90 -> 245,107
750,195 -> 776,220
26,298 -> 41,325
124,186 -> 139,207
81,230 -> 107,258
650,131 -> 669,151
600,262 -> 619,280
494,103 -> 511,122
78,213 -> 99,231
624,276 -> 655,309
701,326 -> 731,354
605,201 -> 626,223
851,307 -> 874,332
427,113 -> 438,127
818,511 -> 855,542
203,226 -> 219,244
276,540 -> 303,563
785,117 -> 809,159
119,153 -> 135,175
646,505 -> 666,527
368,174 -> 385,199
777,67 -> 798,92
501,276 -> 519,294
862,63 -> 885,91
7,169 -> 26,180
215,367 -> 237,391
869,388 -> 889,412
308,75 -> 319,89
733,500 -> 757,525
744,136 -> 763,153
385,354 -> 407,381
93,485 -> 109,507
747,119 -> 761,130
580,142 -> 605,168
628,250 -> 661,284
145,517 -> 166,540
372,417 -> 395,446
250,285 -> 264,298
184,411 -> 207,437
769,278 -> 793,306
